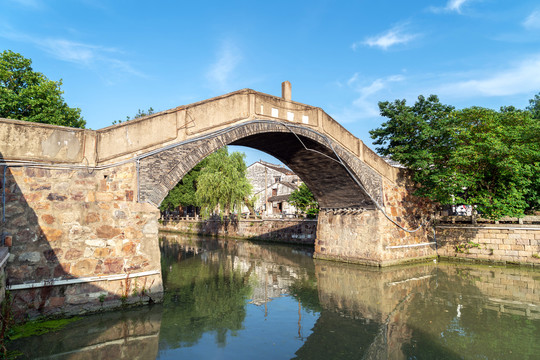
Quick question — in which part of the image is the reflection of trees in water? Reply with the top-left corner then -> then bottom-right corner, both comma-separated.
158,234 -> 318,349
159,239 -> 251,348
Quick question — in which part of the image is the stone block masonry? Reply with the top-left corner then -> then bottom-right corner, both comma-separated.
160,218 -> 317,245
436,224 -> 540,266
315,176 -> 437,267
1,164 -> 163,319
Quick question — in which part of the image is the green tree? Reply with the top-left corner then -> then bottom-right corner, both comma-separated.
370,95 -> 456,204
195,147 -> 252,217
450,106 -> 539,218
0,50 -> 85,128
160,158 -> 207,212
288,183 -> 319,218
112,107 -> 154,124
527,92 -> 540,119
370,95 -> 540,219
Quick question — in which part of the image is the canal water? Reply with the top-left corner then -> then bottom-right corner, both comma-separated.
9,233 -> 540,359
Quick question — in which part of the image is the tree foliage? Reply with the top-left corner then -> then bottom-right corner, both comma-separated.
0,50 -> 85,128
196,147 -> 252,217
288,183 -> 319,217
112,107 -> 155,125
159,158 -> 207,211
370,95 -> 540,219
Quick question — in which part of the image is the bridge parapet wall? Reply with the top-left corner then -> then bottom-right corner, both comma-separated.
0,89 -> 398,183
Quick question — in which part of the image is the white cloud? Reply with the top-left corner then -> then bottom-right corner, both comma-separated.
523,10 -> 540,29
430,0 -> 472,14
333,74 -> 405,123
355,25 -> 419,50
437,54 -> 540,97
206,40 -> 242,92
0,28 -> 144,79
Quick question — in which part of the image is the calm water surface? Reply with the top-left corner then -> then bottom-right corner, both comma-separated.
10,233 -> 540,359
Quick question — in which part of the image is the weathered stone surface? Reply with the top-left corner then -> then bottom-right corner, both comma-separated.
85,212 -> 100,223
85,239 -> 106,247
436,224 -> 540,265
47,193 -> 67,201
103,258 -> 124,274
64,249 -> 83,261
19,252 -> 41,263
96,225 -> 122,239
41,227 -> 63,242
53,263 -> 71,277
48,297 -> 65,307
68,223 -> 92,240
122,241 -> 136,255
71,259 -> 98,277
43,249 -> 62,261
142,220 -> 158,235
41,214 -> 55,224
94,248 -> 112,257
114,210 -> 126,219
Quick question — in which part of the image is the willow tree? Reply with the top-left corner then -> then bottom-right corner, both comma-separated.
195,147 -> 252,217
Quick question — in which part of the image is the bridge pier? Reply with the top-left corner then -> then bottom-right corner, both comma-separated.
315,178 -> 436,267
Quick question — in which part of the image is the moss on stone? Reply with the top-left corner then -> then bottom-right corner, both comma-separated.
10,317 -> 82,340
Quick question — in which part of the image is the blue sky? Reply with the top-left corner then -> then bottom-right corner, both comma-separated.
2,0 -> 540,166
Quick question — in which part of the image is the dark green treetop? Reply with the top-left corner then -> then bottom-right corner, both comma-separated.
370,94 -> 540,219
0,50 -> 85,128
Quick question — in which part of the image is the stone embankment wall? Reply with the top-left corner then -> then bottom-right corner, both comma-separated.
1,165 -> 163,319
436,222 -> 540,266
159,218 -> 317,245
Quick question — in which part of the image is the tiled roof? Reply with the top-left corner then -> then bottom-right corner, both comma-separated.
254,160 -> 293,175
267,194 -> 291,203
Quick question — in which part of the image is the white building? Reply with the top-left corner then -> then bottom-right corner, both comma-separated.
246,161 -> 301,217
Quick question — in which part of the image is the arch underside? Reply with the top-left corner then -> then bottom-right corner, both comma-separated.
138,121 -> 384,209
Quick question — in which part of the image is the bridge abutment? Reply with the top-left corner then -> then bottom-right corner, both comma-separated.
2,164 -> 163,318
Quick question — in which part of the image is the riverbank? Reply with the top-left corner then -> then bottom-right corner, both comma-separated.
160,217 -> 540,267
159,217 -> 317,245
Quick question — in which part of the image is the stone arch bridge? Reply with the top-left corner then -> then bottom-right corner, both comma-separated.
0,86 -> 435,316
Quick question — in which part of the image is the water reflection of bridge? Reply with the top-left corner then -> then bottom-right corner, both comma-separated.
11,236 -> 539,359
295,261 -> 540,359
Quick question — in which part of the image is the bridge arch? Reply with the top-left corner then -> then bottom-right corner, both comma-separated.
0,87 -> 435,319
137,120 -> 384,210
